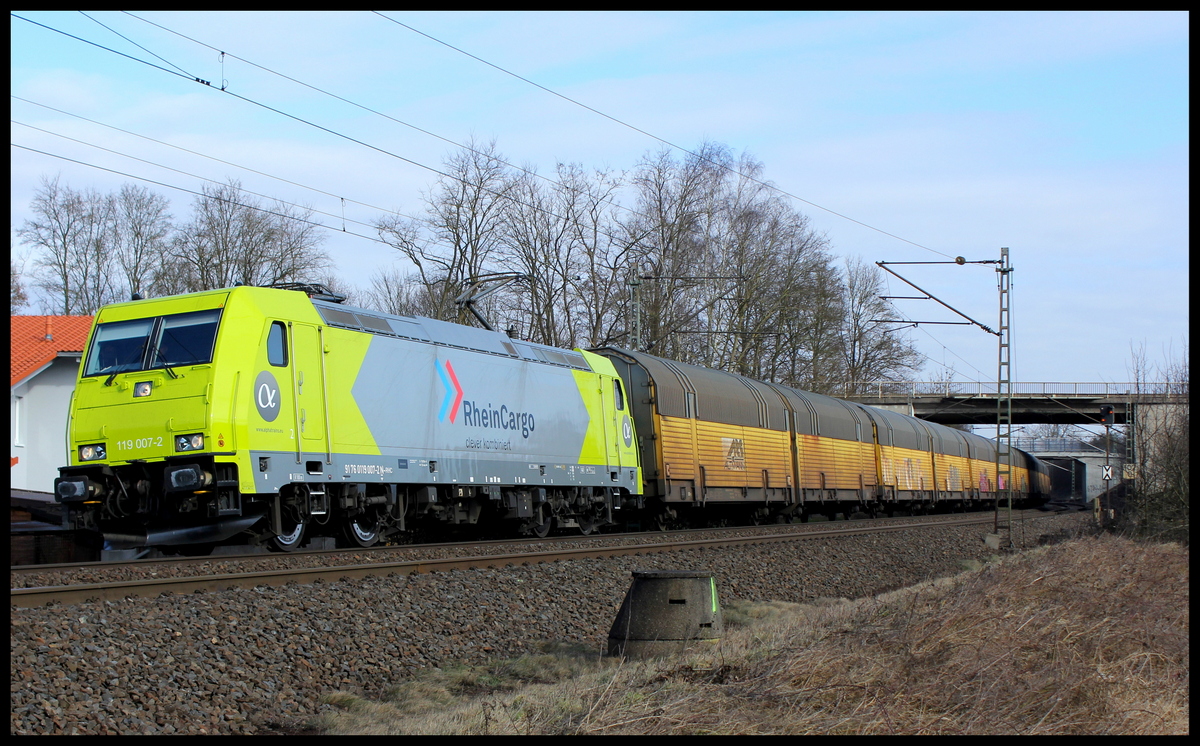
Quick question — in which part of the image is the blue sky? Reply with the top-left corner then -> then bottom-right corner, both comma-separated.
10,11 -> 1188,388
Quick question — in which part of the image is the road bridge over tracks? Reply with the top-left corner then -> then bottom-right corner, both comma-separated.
839,381 -> 1186,426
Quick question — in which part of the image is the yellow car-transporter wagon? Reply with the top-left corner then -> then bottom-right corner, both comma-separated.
55,284 -> 641,554
595,347 -> 1050,527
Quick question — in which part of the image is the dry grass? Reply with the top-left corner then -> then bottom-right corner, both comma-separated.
313,534 -> 1188,735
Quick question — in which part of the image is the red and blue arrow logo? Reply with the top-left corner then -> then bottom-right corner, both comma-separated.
437,359 -> 463,423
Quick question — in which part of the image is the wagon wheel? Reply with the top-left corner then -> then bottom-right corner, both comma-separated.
654,510 -> 671,532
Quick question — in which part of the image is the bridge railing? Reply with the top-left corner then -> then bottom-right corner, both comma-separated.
839,381 -> 1188,398
1010,438 -> 1105,453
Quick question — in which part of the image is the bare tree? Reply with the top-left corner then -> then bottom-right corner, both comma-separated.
1122,339 -> 1189,540
362,137 -> 916,401
375,138 -> 515,322
691,152 -> 838,384
359,266 -> 435,317
1025,422 -> 1075,440
11,253 -> 30,315
108,184 -> 172,299
619,144 -> 846,391
165,179 -> 329,293
495,162 -> 637,348
565,165 -> 641,348
836,257 -> 923,394
497,166 -> 574,346
624,143 -> 727,360
18,175 -> 122,314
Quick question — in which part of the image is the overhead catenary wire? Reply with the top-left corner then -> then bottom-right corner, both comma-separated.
11,95 -> 568,276
124,10 -> 955,262
20,10 -> 952,278
12,119 -> 389,236
11,12 -> 640,254
79,10 -> 197,79
11,142 -> 391,249
10,105 -> 423,232
12,95 -> 405,221
373,11 -> 956,261
11,127 -> 536,275
15,11 -> 982,379
377,11 -> 1010,382
118,10 -> 644,228
374,10 -> 998,385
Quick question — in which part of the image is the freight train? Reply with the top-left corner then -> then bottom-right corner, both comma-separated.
54,284 -> 1050,554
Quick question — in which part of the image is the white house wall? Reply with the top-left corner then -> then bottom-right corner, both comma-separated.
11,355 -> 80,493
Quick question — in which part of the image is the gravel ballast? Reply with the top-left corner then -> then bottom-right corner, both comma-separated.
11,512 -> 1090,735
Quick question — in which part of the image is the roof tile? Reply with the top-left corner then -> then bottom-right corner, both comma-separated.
11,315 -> 93,387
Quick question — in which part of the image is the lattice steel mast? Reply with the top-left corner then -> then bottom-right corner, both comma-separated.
994,248 -> 1015,547
875,250 -> 1017,548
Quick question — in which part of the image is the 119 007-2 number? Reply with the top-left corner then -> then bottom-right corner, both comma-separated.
116,436 -> 164,450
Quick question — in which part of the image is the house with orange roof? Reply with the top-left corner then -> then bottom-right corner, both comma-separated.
11,315 -> 93,494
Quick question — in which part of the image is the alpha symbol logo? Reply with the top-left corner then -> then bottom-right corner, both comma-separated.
437,359 -> 464,423
254,371 -> 281,422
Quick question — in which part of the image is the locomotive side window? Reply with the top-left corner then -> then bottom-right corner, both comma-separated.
267,321 -> 288,366
614,379 -> 625,411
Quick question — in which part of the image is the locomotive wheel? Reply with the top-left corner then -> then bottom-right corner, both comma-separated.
269,519 -> 307,552
339,512 -> 381,548
531,503 -> 553,538
578,513 -> 599,536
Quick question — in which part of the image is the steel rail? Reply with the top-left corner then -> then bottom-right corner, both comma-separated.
10,510 -> 997,576
11,513 -> 1002,608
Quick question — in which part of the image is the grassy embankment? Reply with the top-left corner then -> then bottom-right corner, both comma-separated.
312,533 -> 1188,735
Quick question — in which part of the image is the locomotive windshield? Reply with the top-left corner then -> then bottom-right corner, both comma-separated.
83,309 -> 222,378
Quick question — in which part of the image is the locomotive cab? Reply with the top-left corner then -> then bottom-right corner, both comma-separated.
55,289 -> 258,550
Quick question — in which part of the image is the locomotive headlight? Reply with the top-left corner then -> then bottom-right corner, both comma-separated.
134,381 -> 153,397
79,443 -> 107,461
164,464 -> 212,492
175,433 -> 204,452
55,476 -> 104,502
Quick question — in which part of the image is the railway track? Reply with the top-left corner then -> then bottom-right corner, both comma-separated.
11,510 -> 1048,608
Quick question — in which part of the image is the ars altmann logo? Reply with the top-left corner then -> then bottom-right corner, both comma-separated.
436,359 -> 464,423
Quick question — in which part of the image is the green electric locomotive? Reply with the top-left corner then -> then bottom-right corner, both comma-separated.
55,284 -> 641,553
